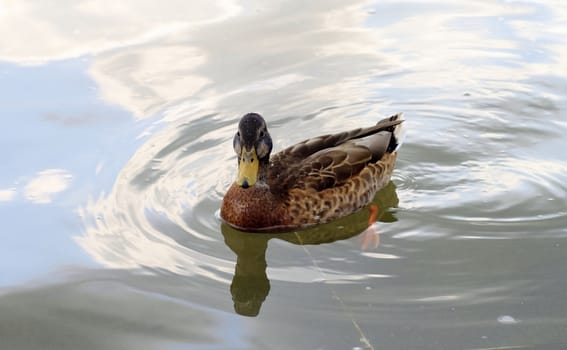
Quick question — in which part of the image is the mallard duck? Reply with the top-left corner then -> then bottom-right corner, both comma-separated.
221,112 -> 405,232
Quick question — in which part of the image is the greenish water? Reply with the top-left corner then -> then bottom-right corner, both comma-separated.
1,1 -> 567,349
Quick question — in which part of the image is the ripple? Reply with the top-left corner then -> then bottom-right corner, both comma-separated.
392,153 -> 567,237
76,115 -> 402,317
76,116 -> 235,279
1,0 -> 566,345
76,112 -> 401,295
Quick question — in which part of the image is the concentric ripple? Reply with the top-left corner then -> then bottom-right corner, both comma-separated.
392,115 -> 567,239
76,111 -> 400,294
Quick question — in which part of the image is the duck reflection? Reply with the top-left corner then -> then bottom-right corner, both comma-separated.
221,181 -> 399,317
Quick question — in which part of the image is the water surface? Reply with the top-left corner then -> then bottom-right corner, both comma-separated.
1,1 -> 567,349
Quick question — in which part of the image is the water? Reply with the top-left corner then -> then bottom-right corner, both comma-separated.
1,1 -> 567,349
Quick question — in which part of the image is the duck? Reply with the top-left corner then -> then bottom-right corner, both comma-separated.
220,112 -> 405,232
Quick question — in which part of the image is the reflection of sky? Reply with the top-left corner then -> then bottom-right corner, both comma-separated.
0,59 -> 144,285
0,4 -> 565,350
0,1 -> 241,65
24,169 -> 72,204
1,0 -> 567,285
0,188 -> 16,202
0,60 -> 134,180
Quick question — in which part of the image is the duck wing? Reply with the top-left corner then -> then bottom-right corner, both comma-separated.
269,114 -> 403,193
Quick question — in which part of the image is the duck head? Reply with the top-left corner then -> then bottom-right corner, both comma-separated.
233,113 -> 273,188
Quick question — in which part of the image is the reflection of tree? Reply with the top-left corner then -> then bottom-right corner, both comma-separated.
222,181 -> 399,317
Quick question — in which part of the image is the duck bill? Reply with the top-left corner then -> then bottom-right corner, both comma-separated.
236,147 -> 259,188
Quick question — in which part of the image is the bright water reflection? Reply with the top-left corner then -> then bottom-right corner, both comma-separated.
1,0 -> 567,349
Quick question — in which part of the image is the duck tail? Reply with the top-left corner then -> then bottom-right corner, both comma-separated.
391,112 -> 406,152
376,112 -> 405,152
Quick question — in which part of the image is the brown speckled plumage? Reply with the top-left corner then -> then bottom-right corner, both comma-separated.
221,113 -> 405,232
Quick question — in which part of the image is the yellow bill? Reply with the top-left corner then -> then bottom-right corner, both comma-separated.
236,146 -> 259,188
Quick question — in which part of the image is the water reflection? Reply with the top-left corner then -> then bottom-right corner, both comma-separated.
222,182 -> 399,317
0,269 -> 243,350
2,0 -> 567,348
0,1 -> 240,66
223,228 -> 269,317
24,169 -> 73,204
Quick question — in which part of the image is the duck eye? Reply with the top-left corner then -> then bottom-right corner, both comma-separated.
259,130 -> 265,138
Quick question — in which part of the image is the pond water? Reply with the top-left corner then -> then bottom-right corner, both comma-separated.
1,1 -> 567,349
